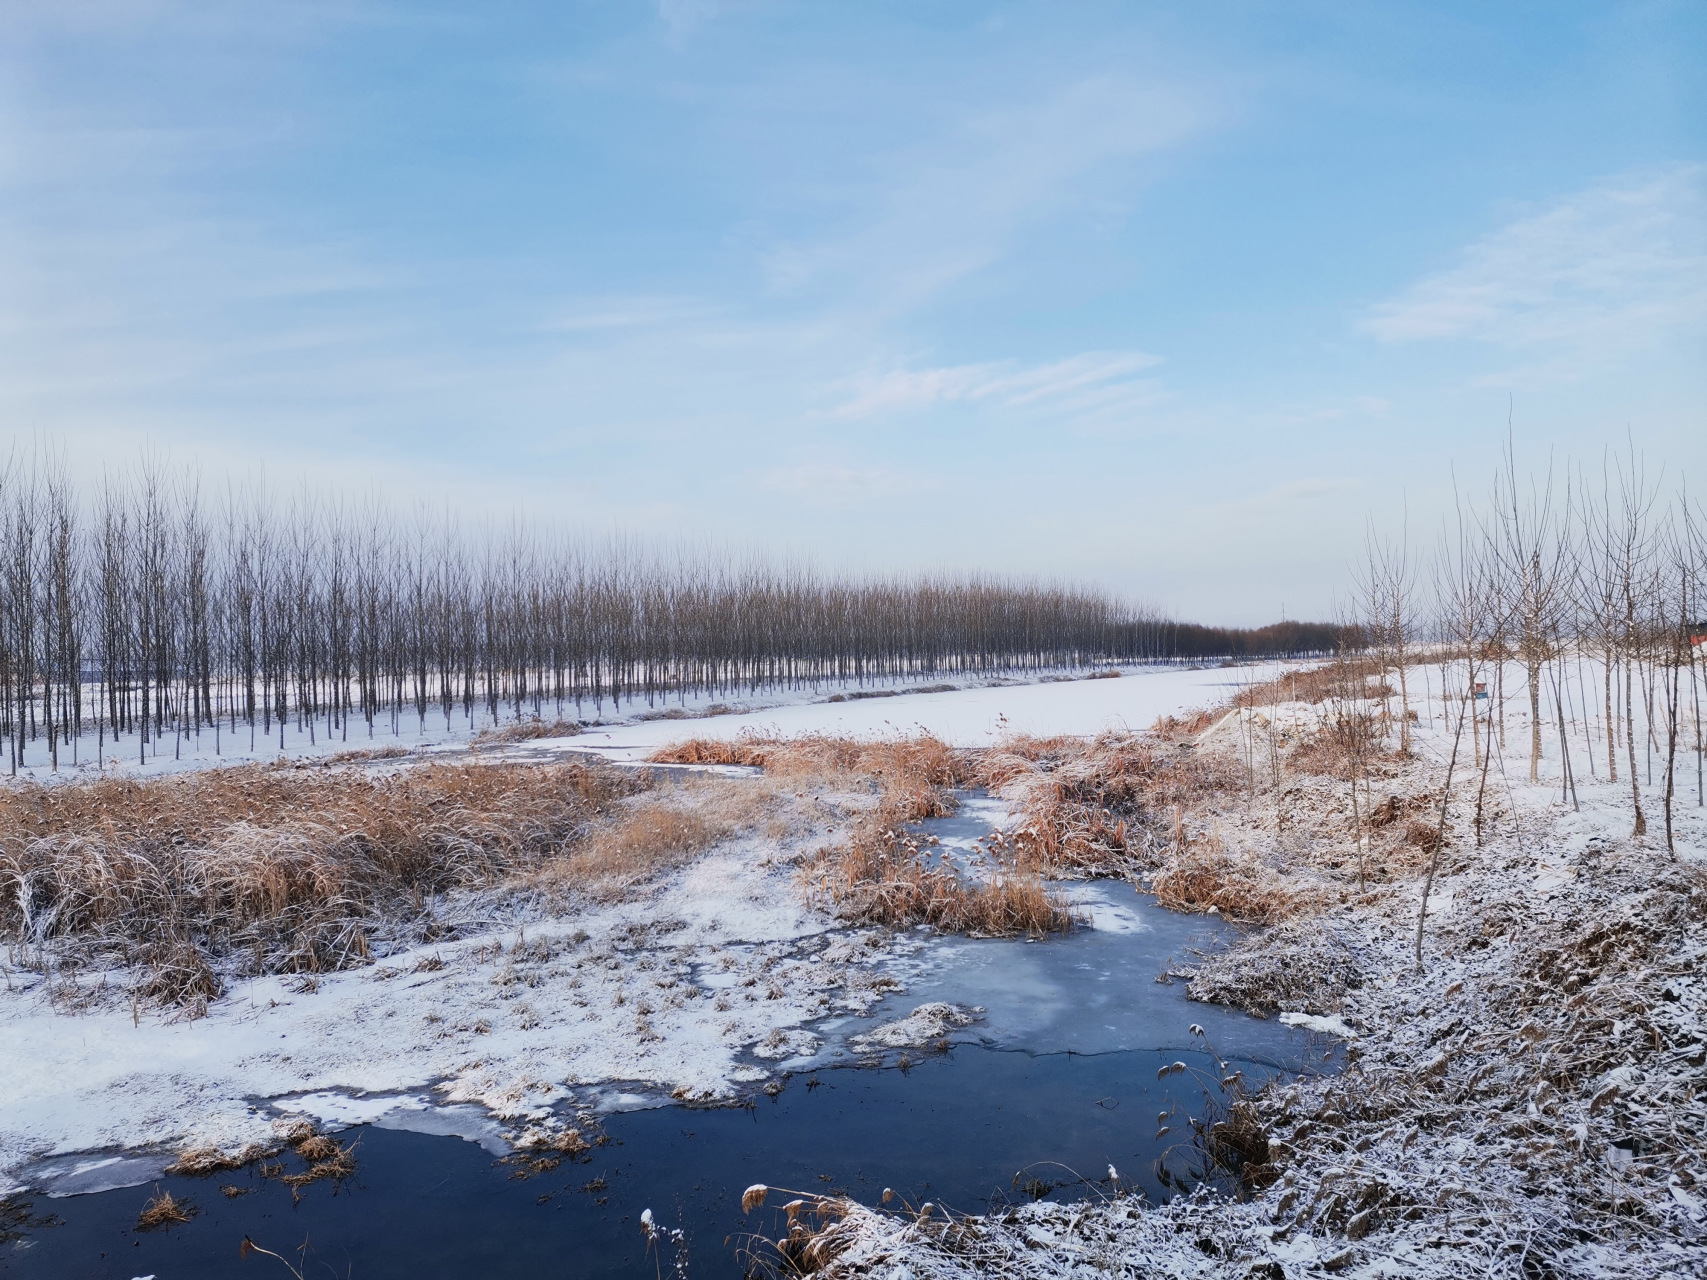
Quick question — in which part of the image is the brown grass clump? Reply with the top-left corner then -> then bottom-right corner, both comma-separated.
0,761 -> 632,999
655,731 -> 1065,937
135,1186 -> 195,1230
1150,708 -> 1219,738
293,1135 -> 342,1162
137,939 -> 226,1016
1150,838 -> 1313,924
516,1125 -> 591,1156
982,735 -> 1241,877
650,738 -> 770,766
472,718 -> 582,745
1285,708 -> 1385,781
1400,817 -> 1441,854
807,821 -> 1077,938
739,1188 -> 863,1278
164,1144 -> 265,1176
280,1135 -> 357,1193
322,743 -> 414,765
651,733 -> 971,793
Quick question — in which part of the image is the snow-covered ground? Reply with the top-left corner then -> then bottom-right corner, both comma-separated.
4,661 -> 1285,782
553,662 -> 1291,759
0,662 -> 1292,1198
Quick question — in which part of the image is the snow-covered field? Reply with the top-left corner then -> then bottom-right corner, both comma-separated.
555,663 -> 1290,759
3,662 -> 1278,783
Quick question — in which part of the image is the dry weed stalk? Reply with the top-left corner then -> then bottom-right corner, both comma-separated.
740,1185 -> 867,1278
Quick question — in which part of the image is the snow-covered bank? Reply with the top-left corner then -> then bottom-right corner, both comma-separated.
0,836 -> 863,1194
799,661 -> 1707,1279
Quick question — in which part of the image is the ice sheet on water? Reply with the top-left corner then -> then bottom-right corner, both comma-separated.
369,1103 -> 512,1155
857,879 -> 1304,1064
273,1090 -> 431,1127
33,1153 -> 171,1198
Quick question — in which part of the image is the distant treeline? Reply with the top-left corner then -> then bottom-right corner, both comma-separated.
0,459 -> 1336,768
1168,619 -> 1350,659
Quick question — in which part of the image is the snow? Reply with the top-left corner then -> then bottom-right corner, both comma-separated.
0,663 -> 1302,1196
849,1002 -> 983,1051
1278,1011 -> 1355,1038
0,838 -> 863,1193
2,662 -> 1291,783
10,651 -> 1701,1276
555,663 -> 1290,758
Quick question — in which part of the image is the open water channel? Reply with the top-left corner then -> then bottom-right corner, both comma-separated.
2,797 -> 1340,1279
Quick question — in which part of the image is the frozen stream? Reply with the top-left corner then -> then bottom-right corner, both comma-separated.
1,796 -> 1340,1279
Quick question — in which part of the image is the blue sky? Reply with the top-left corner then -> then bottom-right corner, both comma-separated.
2,1 -> 1703,623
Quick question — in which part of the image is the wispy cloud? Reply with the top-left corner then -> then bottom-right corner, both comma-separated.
1364,165 -> 1707,364
832,350 -> 1164,419
763,76 -> 1214,315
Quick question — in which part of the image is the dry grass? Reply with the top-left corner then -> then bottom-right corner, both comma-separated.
654,733 -> 1069,938
472,718 -> 583,745
321,743 -> 415,765
164,1143 -> 266,1177
0,761 -> 633,999
807,820 -> 1078,938
977,734 -> 1242,878
652,733 -> 971,796
1149,836 -> 1315,924
135,1186 -> 195,1230
524,799 -> 733,900
279,1134 -> 358,1194
1149,708 -> 1219,738
1228,656 -> 1388,709
1283,707 -> 1387,781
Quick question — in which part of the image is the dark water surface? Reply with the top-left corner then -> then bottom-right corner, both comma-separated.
3,1039 -> 1326,1280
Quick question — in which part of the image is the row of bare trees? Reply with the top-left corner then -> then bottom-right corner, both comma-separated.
0,457 -> 1337,771
1357,446 -> 1704,884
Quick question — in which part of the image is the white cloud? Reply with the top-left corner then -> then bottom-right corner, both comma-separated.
1364,165 -> 1707,363
833,350 -> 1164,419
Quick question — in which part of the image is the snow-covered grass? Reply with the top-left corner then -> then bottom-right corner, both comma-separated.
769,661 -> 1707,1279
